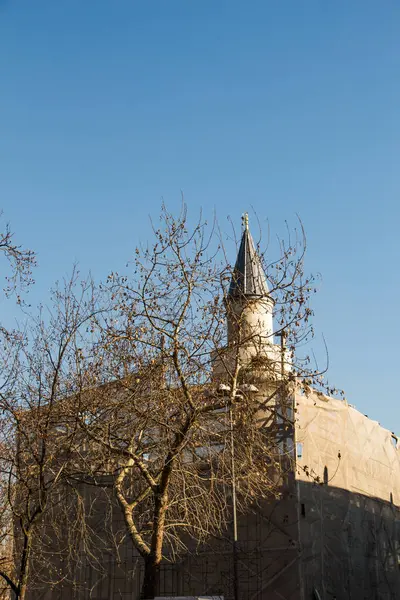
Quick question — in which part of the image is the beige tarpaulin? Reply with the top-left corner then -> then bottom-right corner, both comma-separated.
295,391 -> 400,600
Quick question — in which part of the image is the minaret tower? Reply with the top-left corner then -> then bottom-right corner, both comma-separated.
213,214 -> 284,383
226,213 -> 275,351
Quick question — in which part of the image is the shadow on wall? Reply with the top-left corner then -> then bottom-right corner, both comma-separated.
36,480 -> 400,600
297,480 -> 399,600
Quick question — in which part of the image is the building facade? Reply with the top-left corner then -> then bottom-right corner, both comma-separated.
35,218 -> 400,600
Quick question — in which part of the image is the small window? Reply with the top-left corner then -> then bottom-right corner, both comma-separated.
296,442 -> 303,458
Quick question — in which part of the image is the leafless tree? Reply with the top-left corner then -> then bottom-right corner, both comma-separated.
0,271 -> 106,600
0,212 -> 36,598
0,214 -> 36,300
69,205 -> 330,599
0,205 -> 336,600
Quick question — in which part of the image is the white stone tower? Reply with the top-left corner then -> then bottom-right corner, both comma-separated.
226,213 -> 274,349
213,214 -> 285,382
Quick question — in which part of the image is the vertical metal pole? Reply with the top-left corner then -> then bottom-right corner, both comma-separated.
280,332 -> 287,456
229,401 -> 239,600
280,331 -> 285,379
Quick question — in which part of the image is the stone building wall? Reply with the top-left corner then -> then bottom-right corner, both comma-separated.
29,391 -> 400,600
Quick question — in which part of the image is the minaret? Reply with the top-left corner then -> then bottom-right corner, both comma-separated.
226,214 -> 274,349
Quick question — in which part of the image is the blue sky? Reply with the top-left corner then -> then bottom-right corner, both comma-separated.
0,1 -> 399,430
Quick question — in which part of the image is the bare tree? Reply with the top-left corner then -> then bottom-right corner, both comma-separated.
0,272 -> 105,599
0,206 -> 336,600
0,214 -> 36,300
69,205 -> 329,599
0,212 -> 37,598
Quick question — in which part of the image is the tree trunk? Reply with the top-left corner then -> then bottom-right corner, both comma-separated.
141,492 -> 168,599
141,553 -> 161,600
17,530 -> 32,600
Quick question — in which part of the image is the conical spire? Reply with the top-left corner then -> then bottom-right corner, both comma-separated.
228,214 -> 269,298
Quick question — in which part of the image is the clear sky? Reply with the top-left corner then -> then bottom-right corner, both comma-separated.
0,1 -> 399,431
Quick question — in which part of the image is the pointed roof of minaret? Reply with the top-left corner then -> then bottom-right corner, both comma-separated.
228,213 -> 270,298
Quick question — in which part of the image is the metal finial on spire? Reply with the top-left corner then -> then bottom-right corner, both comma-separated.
242,212 -> 249,231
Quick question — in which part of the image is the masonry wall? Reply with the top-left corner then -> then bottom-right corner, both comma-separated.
28,391 -> 400,600
37,487 -> 301,600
